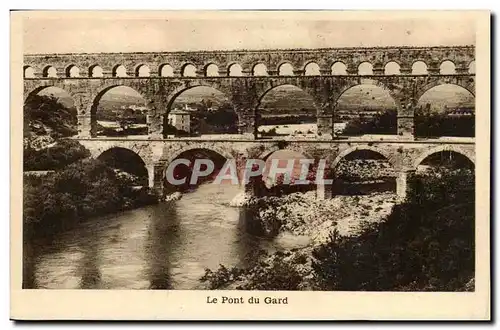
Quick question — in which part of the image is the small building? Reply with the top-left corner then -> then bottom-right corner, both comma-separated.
168,109 -> 191,133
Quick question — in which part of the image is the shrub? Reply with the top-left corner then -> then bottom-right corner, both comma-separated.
342,109 -> 397,136
415,112 -> 474,137
24,139 -> 91,171
312,167 -> 475,291
200,253 -> 303,291
23,158 -> 158,238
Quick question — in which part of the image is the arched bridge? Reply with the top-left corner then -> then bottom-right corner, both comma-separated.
23,46 -> 476,199
24,46 -> 475,138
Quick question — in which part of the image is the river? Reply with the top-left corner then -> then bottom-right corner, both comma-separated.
23,183 -> 310,289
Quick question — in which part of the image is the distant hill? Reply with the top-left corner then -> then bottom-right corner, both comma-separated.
35,82 -> 474,120
260,86 -> 316,115
24,94 -> 78,149
172,87 -> 228,108
417,85 -> 474,113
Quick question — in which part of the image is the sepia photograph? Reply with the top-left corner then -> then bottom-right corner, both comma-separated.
10,10 -> 490,320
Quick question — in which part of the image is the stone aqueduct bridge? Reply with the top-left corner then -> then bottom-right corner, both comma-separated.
23,46 -> 476,199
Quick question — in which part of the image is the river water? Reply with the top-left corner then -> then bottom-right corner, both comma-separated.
23,183 -> 310,289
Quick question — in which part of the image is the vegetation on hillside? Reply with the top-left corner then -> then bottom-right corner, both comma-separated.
201,167 -> 475,291
415,111 -> 475,137
341,109 -> 397,136
24,139 -> 91,171
312,167 -> 474,291
338,107 -> 474,137
23,94 -> 159,238
24,94 -> 78,147
24,158 -> 158,239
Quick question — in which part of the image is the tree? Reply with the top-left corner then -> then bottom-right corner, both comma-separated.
312,167 -> 475,291
24,94 -> 78,140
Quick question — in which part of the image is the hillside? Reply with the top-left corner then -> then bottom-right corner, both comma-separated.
24,94 -> 77,150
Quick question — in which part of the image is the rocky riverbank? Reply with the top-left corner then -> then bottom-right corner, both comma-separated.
248,190 -> 397,243
200,190 -> 397,290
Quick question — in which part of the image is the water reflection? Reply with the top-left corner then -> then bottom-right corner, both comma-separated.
24,183 -> 307,289
145,202 -> 180,289
78,238 -> 101,289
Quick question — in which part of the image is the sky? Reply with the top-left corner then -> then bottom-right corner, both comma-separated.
28,13 -> 475,109
23,15 -> 475,54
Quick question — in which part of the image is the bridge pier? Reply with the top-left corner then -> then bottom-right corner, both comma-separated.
397,117 -> 415,139
316,183 -> 333,200
396,169 -> 415,201
77,115 -> 92,138
149,162 -> 167,199
146,164 -> 155,189
242,174 -> 265,198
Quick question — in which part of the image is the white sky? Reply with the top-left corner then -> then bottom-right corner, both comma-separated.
23,16 -> 476,54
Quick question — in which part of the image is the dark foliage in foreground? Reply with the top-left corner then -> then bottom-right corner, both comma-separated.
24,94 -> 78,139
200,167 -> 475,291
23,158 -> 158,239
341,109 -> 397,136
340,109 -> 474,137
200,251 -> 304,290
24,139 -> 91,171
415,111 -> 475,138
312,167 -> 475,291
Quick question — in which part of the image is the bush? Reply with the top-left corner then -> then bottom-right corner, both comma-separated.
24,94 -> 78,139
342,110 -> 397,136
200,252 -> 303,290
23,158 -> 158,238
312,167 -> 475,291
24,139 -> 91,171
415,113 -> 474,137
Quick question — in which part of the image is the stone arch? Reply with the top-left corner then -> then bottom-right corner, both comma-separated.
181,63 -> 197,77
164,83 -> 238,136
468,60 -> 476,74
257,145 -> 313,162
304,62 -> 321,76
96,145 -> 149,165
65,64 -> 80,78
228,63 -> 243,76
165,82 -> 232,113
256,84 -> 320,134
135,64 -> 151,77
256,147 -> 317,193
411,61 -> 428,75
163,144 -> 235,177
23,85 -> 79,136
96,146 -> 150,185
416,80 -> 475,102
24,84 -> 75,105
91,83 -> 148,110
384,61 -> 401,75
204,63 -> 219,77
252,63 -> 268,76
89,64 -> 104,78
113,64 -> 127,77
331,145 -> 397,171
167,144 -> 235,164
159,64 -> 174,77
89,84 -> 149,137
440,60 -> 456,74
257,83 -> 319,110
24,65 -> 35,78
412,145 -> 475,171
358,62 -> 373,75
331,61 -> 348,75
42,65 -> 57,78
334,78 -> 400,112
278,62 -> 294,76
257,145 -> 281,160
